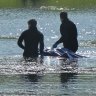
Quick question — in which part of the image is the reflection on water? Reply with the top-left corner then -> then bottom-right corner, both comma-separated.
60,73 -> 77,83
23,74 -> 41,82
0,71 -> 96,95
0,56 -> 78,95
0,56 -> 77,75
0,55 -> 95,95
0,56 -> 96,95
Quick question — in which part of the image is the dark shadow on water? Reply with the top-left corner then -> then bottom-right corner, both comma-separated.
59,59 -> 78,84
60,73 -> 77,83
23,73 -> 77,83
21,74 -> 43,83
20,57 -> 77,83
26,74 -> 42,82
21,57 -> 44,82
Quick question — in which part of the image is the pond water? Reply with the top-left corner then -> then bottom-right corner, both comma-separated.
0,0 -> 96,96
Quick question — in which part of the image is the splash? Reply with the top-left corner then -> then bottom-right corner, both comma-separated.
0,55 -> 96,75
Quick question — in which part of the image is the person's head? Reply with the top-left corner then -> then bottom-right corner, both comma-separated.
28,19 -> 37,29
60,12 -> 68,22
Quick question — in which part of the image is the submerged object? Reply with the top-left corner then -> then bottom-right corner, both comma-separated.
43,48 -> 84,59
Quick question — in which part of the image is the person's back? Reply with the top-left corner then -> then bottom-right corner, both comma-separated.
52,12 -> 78,53
18,19 -> 44,58
60,18 -> 78,52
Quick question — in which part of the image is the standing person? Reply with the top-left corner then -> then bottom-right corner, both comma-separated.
52,12 -> 78,53
18,19 -> 44,59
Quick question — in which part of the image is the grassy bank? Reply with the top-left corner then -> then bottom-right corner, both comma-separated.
0,0 -> 96,9
0,0 -> 24,8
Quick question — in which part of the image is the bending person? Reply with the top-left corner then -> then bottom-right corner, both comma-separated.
52,12 -> 78,53
18,19 -> 44,59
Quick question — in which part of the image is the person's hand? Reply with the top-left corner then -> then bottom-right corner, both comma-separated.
51,43 -> 57,50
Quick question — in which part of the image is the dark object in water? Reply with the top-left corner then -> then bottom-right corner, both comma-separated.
43,48 -> 84,59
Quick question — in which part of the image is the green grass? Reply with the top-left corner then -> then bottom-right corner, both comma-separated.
0,0 -> 24,8
0,0 -> 96,9
40,0 -> 96,9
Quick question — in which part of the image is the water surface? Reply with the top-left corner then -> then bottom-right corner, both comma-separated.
0,0 -> 96,95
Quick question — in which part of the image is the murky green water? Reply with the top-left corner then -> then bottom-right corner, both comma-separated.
0,0 -> 96,96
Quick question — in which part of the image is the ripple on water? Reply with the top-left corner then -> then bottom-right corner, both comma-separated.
0,55 -> 96,75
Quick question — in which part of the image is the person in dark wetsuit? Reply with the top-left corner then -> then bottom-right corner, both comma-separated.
17,19 -> 44,59
52,12 -> 78,53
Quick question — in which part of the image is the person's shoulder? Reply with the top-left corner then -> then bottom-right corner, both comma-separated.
37,30 -> 44,36
21,29 -> 29,35
69,20 -> 76,26
19,30 -> 28,38
23,29 -> 29,33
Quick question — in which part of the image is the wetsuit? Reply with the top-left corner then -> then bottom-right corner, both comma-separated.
55,19 -> 78,52
18,28 -> 44,58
